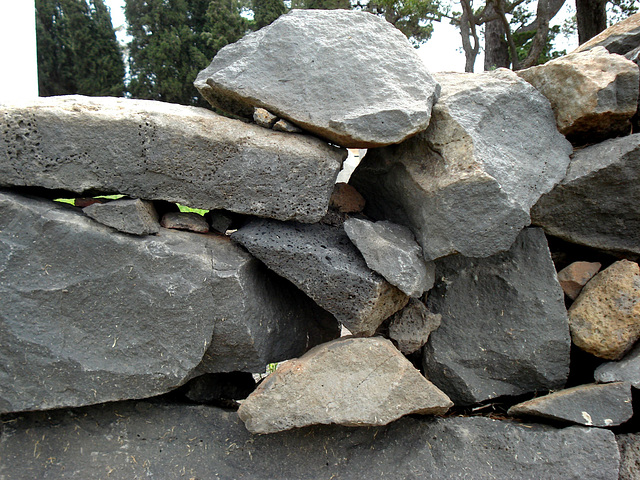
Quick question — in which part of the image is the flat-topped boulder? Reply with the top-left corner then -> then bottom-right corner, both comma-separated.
0,191 -> 337,413
350,69 -> 572,260
0,95 -> 346,223
194,9 -> 440,148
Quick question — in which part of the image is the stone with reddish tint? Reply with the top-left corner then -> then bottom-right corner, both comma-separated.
161,211 -> 209,233
329,182 -> 365,213
557,261 -> 602,300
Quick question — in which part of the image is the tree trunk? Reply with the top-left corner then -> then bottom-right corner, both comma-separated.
484,1 -> 510,70
459,0 -> 480,72
576,0 -> 607,44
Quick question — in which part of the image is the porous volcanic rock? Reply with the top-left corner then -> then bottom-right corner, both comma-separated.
388,298 -> 441,355
83,198 -> 160,235
0,402 -> 621,479
194,9 -> 440,148
617,433 -> 640,480
557,261 -> 602,300
531,133 -> 640,256
423,228 -> 571,406
232,219 -> 408,336
568,259 -> 640,360
344,218 -> 434,297
0,191 -> 337,413
517,47 -> 639,142
595,342 -> 640,388
0,95 -> 346,223
508,382 -> 633,427
350,69 -> 572,261
238,337 -> 452,433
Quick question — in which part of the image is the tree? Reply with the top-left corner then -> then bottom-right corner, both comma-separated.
125,0 -> 247,107
291,0 -> 351,9
575,0 -> 638,44
253,0 -> 286,29
36,0 -> 125,97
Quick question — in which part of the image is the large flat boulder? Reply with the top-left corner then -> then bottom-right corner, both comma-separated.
531,133 -> 640,256
350,69 -> 572,260
232,219 -> 408,336
0,191 -> 337,413
0,403 -> 620,479
237,337 -> 452,433
194,9 -> 440,148
517,47 -> 639,143
0,95 -> 346,223
423,228 -> 571,405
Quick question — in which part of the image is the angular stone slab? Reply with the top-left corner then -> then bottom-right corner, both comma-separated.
0,95 -> 346,223
574,12 -> 640,56
0,402 -> 620,479
232,219 -> 408,336
423,228 -> 571,406
0,191 -> 337,413
595,342 -> 640,388
517,47 -> 638,143
508,382 -> 633,427
238,337 -> 452,434
83,198 -> 159,235
344,218 -> 434,297
617,433 -> 640,480
195,9 -> 440,148
531,133 -> 640,256
568,259 -> 640,360
350,69 -> 572,261
160,211 -> 209,233
557,261 -> 602,300
388,298 -> 441,355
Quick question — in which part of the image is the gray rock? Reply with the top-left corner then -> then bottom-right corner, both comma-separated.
0,402 -> 620,479
253,107 -> 277,128
508,382 -> 633,427
344,218 -> 435,297
0,191 -> 337,413
83,198 -> 160,235
232,219 -> 408,336
596,342 -> 640,388
574,12 -> 640,56
238,337 -> 452,433
350,69 -> 572,261
531,133 -> 640,256
194,9 -> 440,148
423,228 -> 571,406
0,95 -> 346,223
388,298 -> 441,355
617,433 -> 640,480
273,118 -> 302,133
160,211 -> 209,233
206,209 -> 235,234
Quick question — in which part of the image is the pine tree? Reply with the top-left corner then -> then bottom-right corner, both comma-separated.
36,0 -> 125,97
253,0 -> 286,29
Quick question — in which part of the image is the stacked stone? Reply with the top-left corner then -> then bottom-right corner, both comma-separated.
3,9 -> 640,479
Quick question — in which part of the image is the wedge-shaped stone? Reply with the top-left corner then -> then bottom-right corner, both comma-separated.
344,218 -> 434,297
518,47 -> 638,143
350,69 -> 572,261
237,337 -> 452,433
557,261 -> 602,300
388,298 -> 441,355
0,402 -> 620,479
0,96 -> 345,223
596,342 -> 640,388
194,10 -> 439,148
232,219 -> 408,336
83,198 -> 159,235
532,134 -> 640,256
574,12 -> 640,56
508,382 -> 633,427
423,228 -> 571,406
568,259 -> 640,360
0,191 -> 337,413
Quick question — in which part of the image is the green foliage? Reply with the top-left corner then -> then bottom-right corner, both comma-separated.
608,0 -> 639,25
36,0 -> 125,97
253,0 -> 286,29
125,0 -> 248,107
291,0 -> 351,9
514,25 -> 565,66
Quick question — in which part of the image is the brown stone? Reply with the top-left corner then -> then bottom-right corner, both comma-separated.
568,259 -> 640,359
557,261 -> 602,300
329,182 -> 365,213
253,107 -> 278,128
273,119 -> 302,133
161,212 -> 209,233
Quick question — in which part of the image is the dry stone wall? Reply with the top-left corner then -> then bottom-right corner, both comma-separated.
2,9 -> 640,479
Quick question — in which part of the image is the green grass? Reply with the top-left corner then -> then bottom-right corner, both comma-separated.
53,196 -> 208,217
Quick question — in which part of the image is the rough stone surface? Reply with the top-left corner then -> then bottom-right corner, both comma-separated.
232,219 -> 408,336
238,337 -> 452,433
517,47 -> 639,142
160,211 -> 209,233
568,259 -> 640,360
0,95 -> 346,223
350,69 -> 572,261
508,382 -> 633,427
253,107 -> 277,128
595,342 -> 640,388
617,433 -> 640,480
423,228 -> 571,406
83,198 -> 160,235
344,218 -> 434,297
531,133 -> 640,256
0,191 -> 338,413
194,9 -> 440,148
574,12 -> 640,56
0,402 -> 621,479
557,261 -> 602,300
329,182 -> 365,213
388,298 -> 441,355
